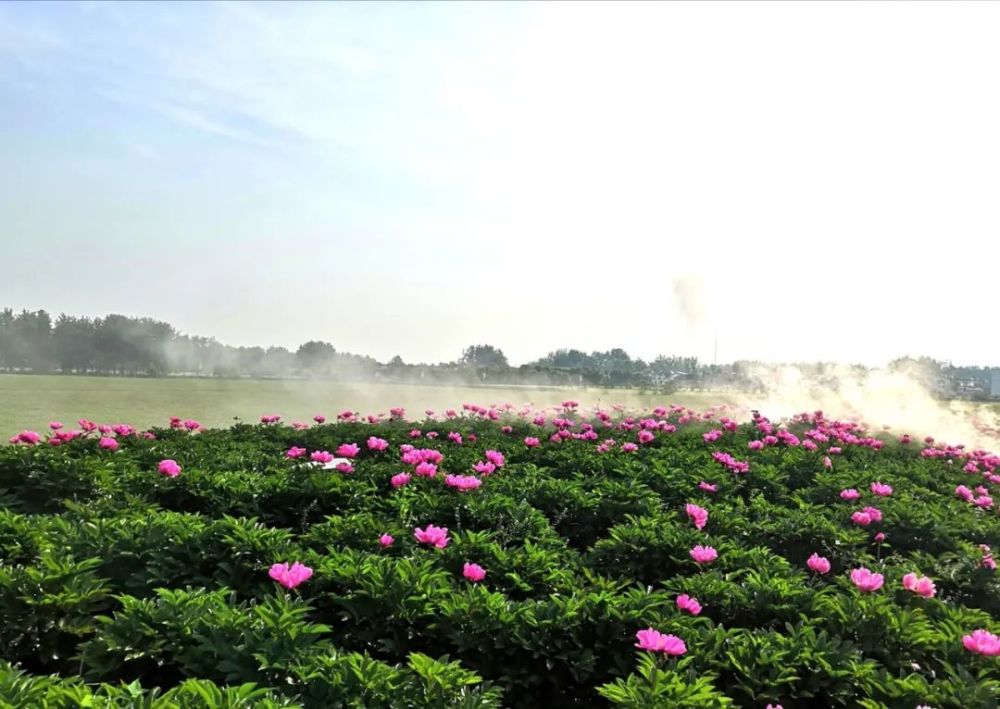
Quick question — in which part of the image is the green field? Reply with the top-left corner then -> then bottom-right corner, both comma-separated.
0,374 -> 728,434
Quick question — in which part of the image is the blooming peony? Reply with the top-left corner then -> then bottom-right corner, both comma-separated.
379,534 -> 394,548
850,567 -> 884,592
676,594 -> 702,615
269,562 -> 313,590
414,524 -> 450,548
963,629 -> 1000,656
902,572 -> 936,598
158,459 -> 181,477
463,562 -> 486,582
807,553 -> 831,574
634,628 -> 686,655
690,545 -> 718,565
685,503 -> 709,531
870,481 -> 893,497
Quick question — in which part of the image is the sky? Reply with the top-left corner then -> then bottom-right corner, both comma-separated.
1,1 -> 998,367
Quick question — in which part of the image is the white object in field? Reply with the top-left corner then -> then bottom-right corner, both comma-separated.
308,458 -> 352,470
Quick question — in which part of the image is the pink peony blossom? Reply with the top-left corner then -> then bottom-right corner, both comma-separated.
690,545 -> 718,565
676,594 -> 702,615
861,506 -> 883,523
379,534 -> 394,548
49,421 -> 62,430
311,451 -> 334,464
335,462 -> 354,474
414,524 -> 450,548
99,436 -> 118,451
485,450 -> 505,467
313,414 -> 326,424
268,561 -> 313,589
902,572 -> 936,598
634,628 -> 686,655
367,436 -> 389,451
473,461 -> 496,475
158,459 -> 181,477
445,474 -> 482,492
621,442 -> 638,453
955,485 -> 974,501
524,436 -> 540,448
851,511 -> 873,527
807,553 -> 831,574
391,472 -> 412,488
183,419 -> 200,431
286,446 -> 307,459
415,462 -> 438,478
699,481 -> 718,493
962,629 -> 1000,656
336,443 -> 360,458
870,481 -> 893,497
840,488 -> 861,501
463,562 -> 486,582
685,503 -> 709,531
850,567 -> 884,592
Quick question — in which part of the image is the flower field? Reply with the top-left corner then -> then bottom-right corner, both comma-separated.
1,403 -> 998,707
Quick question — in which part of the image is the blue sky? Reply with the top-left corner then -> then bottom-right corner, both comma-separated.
2,1 -> 999,365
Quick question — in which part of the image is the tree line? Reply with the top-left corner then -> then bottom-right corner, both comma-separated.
0,308 -> 994,395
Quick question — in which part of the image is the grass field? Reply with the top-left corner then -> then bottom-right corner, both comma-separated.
0,374 -> 730,434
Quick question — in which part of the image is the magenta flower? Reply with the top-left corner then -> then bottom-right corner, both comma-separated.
690,545 -> 718,565
870,481 -> 893,497
463,562 -> 486,582
268,562 -> 313,590
902,572 -> 936,598
448,431 -> 463,445
445,474 -> 482,492
638,430 -> 655,444
485,450 -> 505,467
313,414 -> 326,424
336,443 -> 360,458
822,456 -> 833,468
621,442 -> 638,453
698,481 -> 718,493
158,459 -> 181,478
391,472 -> 412,488
183,419 -> 200,431
524,436 -> 540,448
850,567 -> 884,592
963,629 -> 1000,656
49,421 -> 63,430
414,524 -> 450,548
390,407 -> 405,418
634,628 -> 686,655
472,461 -> 496,475
851,511 -> 873,527
676,594 -> 702,615
861,506 -> 883,523
16,430 -> 41,445
685,503 -> 709,531
335,462 -> 354,474
99,436 -> 119,451
379,534 -> 394,548
286,446 -> 307,459
367,436 -> 389,452
414,462 -> 438,478
311,451 -> 334,464
874,532 -> 886,543
807,553 -> 831,574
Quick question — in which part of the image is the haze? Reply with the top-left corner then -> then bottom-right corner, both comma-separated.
2,1 -> 998,367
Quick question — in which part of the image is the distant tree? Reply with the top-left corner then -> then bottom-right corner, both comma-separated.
296,340 -> 337,374
460,344 -> 509,369
389,355 -> 405,367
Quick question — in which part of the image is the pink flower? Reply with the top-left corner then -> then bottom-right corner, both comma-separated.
448,431 -> 463,445
409,429 -> 422,438
183,419 -> 200,431
379,534 -> 394,548
766,705 -> 784,709
851,511 -> 872,527
501,425 -> 512,434
823,456 -> 833,468
16,430 -> 41,445
870,481 -> 893,497
445,474 -> 482,492
874,532 -> 886,543
861,506 -> 883,523
260,414 -> 281,425
367,436 -> 389,451
634,628 -> 686,656
336,443 -> 360,458
902,572 -> 936,598
676,594 -> 702,615
473,461 -> 496,475
485,450 -> 505,467
286,446 -> 307,459
621,442 -> 638,453
391,472 -> 412,488
685,503 -> 709,531
850,567 -> 884,592
268,562 -> 313,590
524,436 -> 540,448
390,407 -> 405,418
638,430 -> 655,444
828,446 -> 842,455
415,462 -> 438,478
335,462 -> 354,474
311,451 -> 334,464
158,459 -> 181,478
962,629 -> 1000,656
807,553 -> 831,574
955,485 -> 974,502
698,481 -> 718,493
414,524 -> 450,548
427,431 -> 439,439
690,545 -> 718,565
313,414 -> 326,424
99,437 -> 119,451
49,421 -> 63,430
974,495 -> 993,509
463,562 -> 486,582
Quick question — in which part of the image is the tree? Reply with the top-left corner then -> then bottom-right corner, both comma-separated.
460,344 -> 509,369
296,341 -> 336,375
